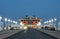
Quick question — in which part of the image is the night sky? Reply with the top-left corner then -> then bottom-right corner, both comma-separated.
0,0 -> 60,21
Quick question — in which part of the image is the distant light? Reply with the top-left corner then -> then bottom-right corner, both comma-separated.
0,16 -> 2,19
13,21 -> 15,23
44,22 -> 47,24
54,18 -> 57,21
8,19 -> 11,22
49,20 -> 51,23
37,22 -> 41,26
20,22 -> 24,26
4,18 -> 7,21
24,26 -> 27,29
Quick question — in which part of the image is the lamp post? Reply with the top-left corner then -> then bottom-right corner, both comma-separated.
54,18 -> 57,30
10,20 -> 13,27
4,18 -> 8,30
51,19 -> 54,26
8,19 -> 11,30
8,19 -> 11,26
48,20 -> 52,27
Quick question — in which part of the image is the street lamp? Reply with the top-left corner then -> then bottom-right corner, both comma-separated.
49,20 -> 51,23
20,22 -> 24,26
4,18 -> 8,30
8,19 -> 11,27
44,22 -> 46,24
48,20 -> 52,27
54,18 -> 57,21
54,18 -> 57,30
8,19 -> 11,22
4,18 -> 7,22
37,22 -> 41,26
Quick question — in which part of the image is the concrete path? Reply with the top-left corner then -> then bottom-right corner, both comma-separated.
0,30 -> 21,39
38,29 -> 60,39
5,29 -> 56,39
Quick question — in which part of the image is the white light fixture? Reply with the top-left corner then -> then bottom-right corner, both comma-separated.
0,16 -> 2,20
20,22 -> 24,26
37,22 -> 41,26
49,20 -> 51,23
24,26 -> 27,29
44,22 -> 47,24
4,18 -> 7,22
54,18 -> 57,21
8,19 -> 11,22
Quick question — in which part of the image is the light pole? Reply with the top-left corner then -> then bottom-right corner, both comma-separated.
4,18 -> 8,30
51,19 -> 54,26
54,18 -> 57,30
8,19 -> 11,26
8,19 -> 11,30
10,20 -> 13,27
48,20 -> 52,27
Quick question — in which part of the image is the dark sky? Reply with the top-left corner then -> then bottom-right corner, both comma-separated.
0,0 -> 60,21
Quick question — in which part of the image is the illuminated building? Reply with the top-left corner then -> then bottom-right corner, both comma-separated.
20,16 -> 42,29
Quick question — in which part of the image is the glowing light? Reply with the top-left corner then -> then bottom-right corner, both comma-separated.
24,26 -> 27,29
37,22 -> 41,26
54,18 -> 57,21
20,22 -> 24,26
8,19 -> 11,22
4,18 -> 7,21
0,16 -> 2,20
49,20 -> 51,23
44,22 -> 46,24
